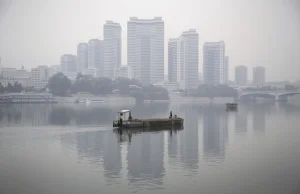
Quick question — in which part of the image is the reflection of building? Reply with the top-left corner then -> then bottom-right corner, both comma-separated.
103,21 -> 121,78
235,107 -> 248,134
252,105 -> 266,133
102,132 -> 122,180
127,17 -> 164,85
203,41 -> 226,85
202,107 -> 227,161
127,132 -> 165,187
75,130 -> 122,182
168,30 -> 199,91
253,66 -> 265,86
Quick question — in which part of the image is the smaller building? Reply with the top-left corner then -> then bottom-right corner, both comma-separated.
0,67 -> 32,88
253,66 -> 266,86
82,68 -> 101,78
31,66 -> 49,90
114,65 -> 132,79
48,65 -> 61,78
235,66 -> 248,86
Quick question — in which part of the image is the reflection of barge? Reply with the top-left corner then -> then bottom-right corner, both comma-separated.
113,125 -> 183,142
113,110 -> 184,128
0,93 -> 57,103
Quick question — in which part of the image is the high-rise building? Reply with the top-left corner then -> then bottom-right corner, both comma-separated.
168,29 -> 199,91
253,66 -> 266,86
77,43 -> 88,72
103,21 -> 121,78
235,65 -> 248,86
88,39 -> 103,71
127,17 -> 164,85
224,56 -> 229,84
60,54 -> 77,73
168,38 -> 179,83
31,65 -> 49,90
203,41 -> 226,85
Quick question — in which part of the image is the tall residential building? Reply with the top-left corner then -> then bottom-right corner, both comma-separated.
168,29 -> 199,91
253,66 -> 266,86
60,54 -> 77,73
127,17 -> 164,85
31,66 -> 49,90
224,56 -> 229,84
168,38 -> 179,83
77,43 -> 88,72
203,41 -> 226,85
88,39 -> 103,70
235,65 -> 248,86
103,21 -> 121,78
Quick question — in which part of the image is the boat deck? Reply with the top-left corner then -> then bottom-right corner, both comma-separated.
113,118 -> 184,128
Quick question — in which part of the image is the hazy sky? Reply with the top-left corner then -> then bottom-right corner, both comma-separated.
0,0 -> 299,81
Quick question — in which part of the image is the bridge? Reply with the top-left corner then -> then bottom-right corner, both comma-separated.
238,89 -> 300,101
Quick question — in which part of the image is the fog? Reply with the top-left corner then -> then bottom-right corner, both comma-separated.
0,0 -> 299,81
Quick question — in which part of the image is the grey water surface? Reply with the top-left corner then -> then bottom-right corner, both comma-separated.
0,102 -> 300,194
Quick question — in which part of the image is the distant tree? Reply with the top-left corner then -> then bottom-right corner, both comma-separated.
284,84 -> 297,91
5,83 -> 13,93
48,73 -> 71,96
13,82 -> 23,93
0,83 -> 4,93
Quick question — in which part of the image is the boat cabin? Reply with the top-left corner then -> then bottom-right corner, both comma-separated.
116,110 -> 132,121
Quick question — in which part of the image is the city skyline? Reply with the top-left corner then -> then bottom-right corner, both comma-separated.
0,0 -> 300,82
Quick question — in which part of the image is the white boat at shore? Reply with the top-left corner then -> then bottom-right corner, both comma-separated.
75,98 -> 105,104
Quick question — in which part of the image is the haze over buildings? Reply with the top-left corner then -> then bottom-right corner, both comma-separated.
127,17 -> 164,85
168,29 -> 199,91
0,0 -> 300,82
203,41 -> 227,85
235,65 -> 248,86
103,21 -> 122,78
253,66 -> 266,86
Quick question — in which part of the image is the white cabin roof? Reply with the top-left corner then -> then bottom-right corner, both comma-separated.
118,110 -> 131,114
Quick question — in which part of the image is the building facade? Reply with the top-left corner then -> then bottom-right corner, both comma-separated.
203,41 -> 226,85
114,65 -> 132,79
88,39 -> 103,72
77,43 -> 88,72
103,21 -> 121,78
253,66 -> 266,86
0,67 -> 32,88
60,54 -> 77,74
127,17 -> 164,85
168,30 -> 199,91
31,66 -> 49,90
235,65 -> 248,86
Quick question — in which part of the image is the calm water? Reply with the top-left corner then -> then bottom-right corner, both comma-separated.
1,102 -> 300,194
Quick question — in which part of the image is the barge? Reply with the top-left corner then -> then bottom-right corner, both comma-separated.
113,110 -> 184,129
226,103 -> 238,111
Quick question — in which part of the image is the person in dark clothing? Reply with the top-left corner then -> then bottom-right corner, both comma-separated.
169,111 -> 173,119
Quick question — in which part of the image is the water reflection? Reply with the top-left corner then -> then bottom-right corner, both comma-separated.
2,101 -> 300,193
235,106 -> 248,135
201,105 -> 227,162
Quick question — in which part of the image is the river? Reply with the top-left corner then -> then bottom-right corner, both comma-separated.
0,102 -> 300,194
